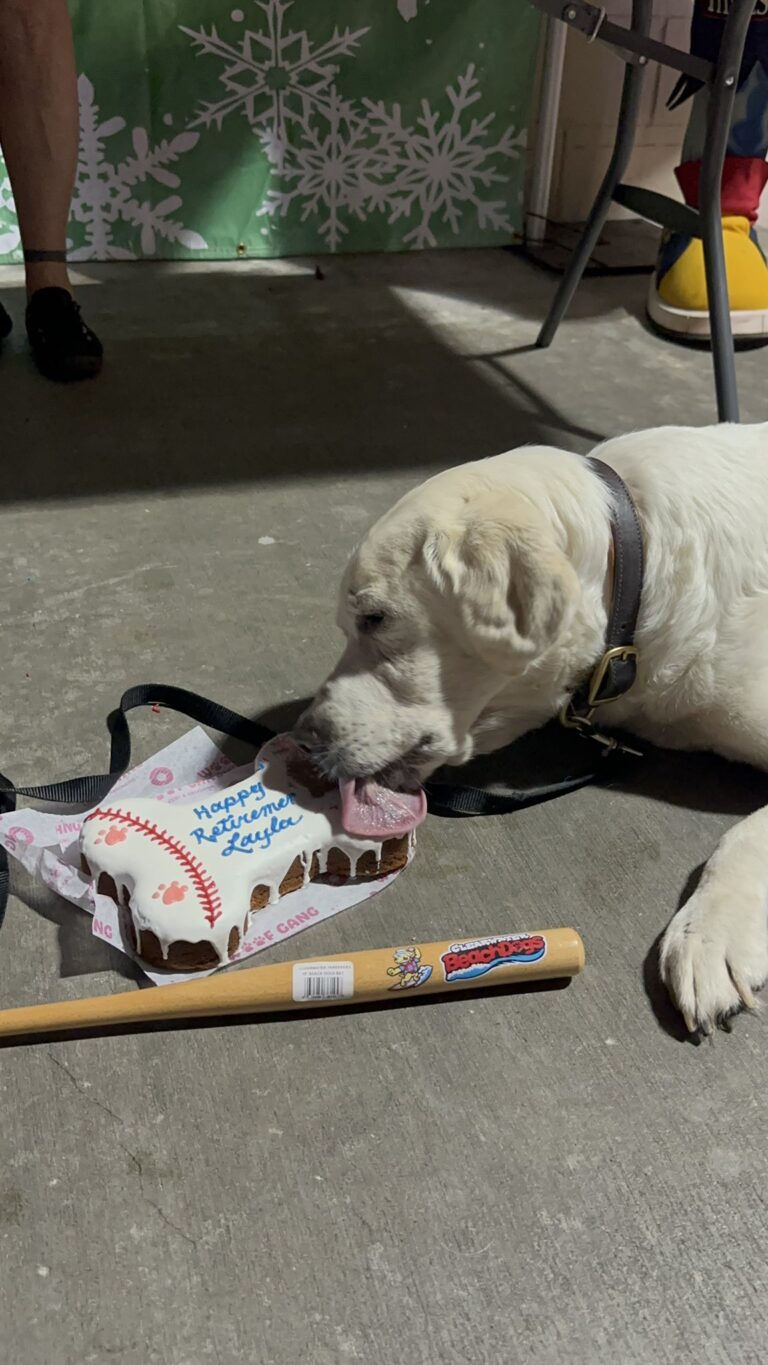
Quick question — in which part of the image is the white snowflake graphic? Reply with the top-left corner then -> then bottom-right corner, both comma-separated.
258,92 -> 390,249
181,0 -> 368,170
261,65 -> 525,251
69,74 -> 207,261
0,174 -> 20,256
367,66 -> 526,249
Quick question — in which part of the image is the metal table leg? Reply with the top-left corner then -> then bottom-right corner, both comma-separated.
699,0 -> 757,423
537,0 -> 653,347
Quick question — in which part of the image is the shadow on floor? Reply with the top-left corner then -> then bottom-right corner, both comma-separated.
1,253 -> 617,505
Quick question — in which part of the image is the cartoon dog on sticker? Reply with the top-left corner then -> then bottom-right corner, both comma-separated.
387,946 -> 433,991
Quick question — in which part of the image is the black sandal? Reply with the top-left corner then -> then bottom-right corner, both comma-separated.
0,301 -> 11,344
25,287 -> 103,382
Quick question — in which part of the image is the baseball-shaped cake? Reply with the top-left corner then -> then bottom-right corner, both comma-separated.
79,736 -> 421,971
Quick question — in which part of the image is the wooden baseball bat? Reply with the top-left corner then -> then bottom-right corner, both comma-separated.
0,928 -> 584,1041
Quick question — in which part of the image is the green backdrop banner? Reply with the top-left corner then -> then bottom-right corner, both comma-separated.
0,0 -> 540,262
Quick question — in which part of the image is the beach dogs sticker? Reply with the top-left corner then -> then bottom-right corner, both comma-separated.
384,934 -> 547,992
387,946 -> 433,990
441,933 -> 546,983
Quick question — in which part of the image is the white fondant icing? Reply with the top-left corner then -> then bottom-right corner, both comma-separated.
80,736 -> 409,966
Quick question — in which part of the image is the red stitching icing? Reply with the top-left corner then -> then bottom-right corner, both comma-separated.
89,808 -> 223,928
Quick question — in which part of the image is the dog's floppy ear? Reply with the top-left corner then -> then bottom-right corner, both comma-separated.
422,506 -> 580,669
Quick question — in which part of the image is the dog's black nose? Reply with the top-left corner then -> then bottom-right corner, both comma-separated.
291,712 -> 331,753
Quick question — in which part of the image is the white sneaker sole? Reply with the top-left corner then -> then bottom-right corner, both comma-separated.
647,282 -> 768,340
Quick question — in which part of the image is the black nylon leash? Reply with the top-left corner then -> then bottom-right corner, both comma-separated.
423,766 -> 608,816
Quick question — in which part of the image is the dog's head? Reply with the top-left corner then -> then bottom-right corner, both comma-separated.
295,459 -> 602,834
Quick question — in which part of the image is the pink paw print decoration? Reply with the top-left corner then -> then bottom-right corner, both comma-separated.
96,827 -> 128,847
152,881 -> 189,906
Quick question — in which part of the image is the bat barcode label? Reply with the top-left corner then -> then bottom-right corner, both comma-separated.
292,960 -> 354,1003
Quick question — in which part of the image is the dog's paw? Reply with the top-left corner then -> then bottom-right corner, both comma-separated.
660,885 -> 768,1037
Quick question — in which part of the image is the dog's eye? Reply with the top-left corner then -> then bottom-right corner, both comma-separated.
358,612 -> 386,635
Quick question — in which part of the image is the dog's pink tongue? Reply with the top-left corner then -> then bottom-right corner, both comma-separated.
340,777 -> 427,839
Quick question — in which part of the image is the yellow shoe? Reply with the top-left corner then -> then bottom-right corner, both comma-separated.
647,156 -> 768,341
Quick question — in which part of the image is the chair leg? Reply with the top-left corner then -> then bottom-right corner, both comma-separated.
699,0 -> 756,423
537,0 -> 653,348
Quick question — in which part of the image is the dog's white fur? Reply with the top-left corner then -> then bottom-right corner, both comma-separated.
300,423 -> 768,1035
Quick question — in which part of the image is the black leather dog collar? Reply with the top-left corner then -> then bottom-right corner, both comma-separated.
561,457 -> 645,745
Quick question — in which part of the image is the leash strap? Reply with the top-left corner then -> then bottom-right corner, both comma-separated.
424,767 -> 608,816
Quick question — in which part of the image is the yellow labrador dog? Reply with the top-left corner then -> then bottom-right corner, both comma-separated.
295,422 -> 768,1036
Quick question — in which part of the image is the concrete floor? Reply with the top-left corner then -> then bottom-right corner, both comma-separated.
2,250 -> 768,1365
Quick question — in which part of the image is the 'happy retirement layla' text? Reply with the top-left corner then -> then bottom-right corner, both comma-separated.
189,766 -> 303,856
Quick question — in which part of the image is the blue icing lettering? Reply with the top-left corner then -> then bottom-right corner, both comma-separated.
192,763 -> 267,822
187,777 -> 304,857
221,812 -> 304,856
190,793 -> 297,847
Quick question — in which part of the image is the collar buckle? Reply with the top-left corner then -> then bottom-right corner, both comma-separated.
560,646 -> 642,757
586,643 -> 638,709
